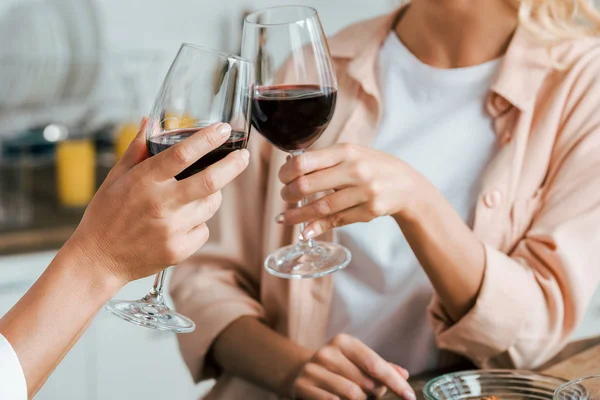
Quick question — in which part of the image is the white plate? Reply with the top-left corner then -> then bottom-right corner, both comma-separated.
53,0 -> 100,99
2,5 -> 32,107
48,3 -> 72,100
25,4 -> 45,105
31,2 -> 70,104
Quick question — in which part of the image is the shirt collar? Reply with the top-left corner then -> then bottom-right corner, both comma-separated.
329,10 -> 401,99
329,9 -> 552,115
488,25 -> 551,114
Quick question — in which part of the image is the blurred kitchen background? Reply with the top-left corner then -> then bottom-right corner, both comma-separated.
0,0 -> 599,399
0,0 -> 396,399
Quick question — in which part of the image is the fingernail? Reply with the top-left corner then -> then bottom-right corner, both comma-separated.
403,391 -> 416,400
275,213 -> 285,223
303,229 -> 316,240
239,149 -> 250,162
216,123 -> 232,137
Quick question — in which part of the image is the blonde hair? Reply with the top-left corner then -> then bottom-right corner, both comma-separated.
517,0 -> 600,42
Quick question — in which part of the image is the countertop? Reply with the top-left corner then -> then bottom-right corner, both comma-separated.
0,161 -> 111,255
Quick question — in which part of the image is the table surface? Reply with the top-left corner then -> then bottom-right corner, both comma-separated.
384,342 -> 600,400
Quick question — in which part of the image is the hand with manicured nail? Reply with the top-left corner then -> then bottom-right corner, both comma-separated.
69,120 -> 250,284
0,120 -> 250,398
292,333 -> 414,400
276,143 -> 429,239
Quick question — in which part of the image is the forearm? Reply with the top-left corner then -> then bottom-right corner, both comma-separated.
0,240 -> 123,397
211,316 -> 313,397
395,185 -> 486,322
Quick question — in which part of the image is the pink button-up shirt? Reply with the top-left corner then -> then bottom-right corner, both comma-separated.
171,10 -> 600,399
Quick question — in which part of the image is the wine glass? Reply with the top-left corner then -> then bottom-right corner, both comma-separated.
104,44 -> 253,333
242,6 -> 351,279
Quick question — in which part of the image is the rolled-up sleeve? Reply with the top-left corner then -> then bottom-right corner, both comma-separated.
170,134 -> 272,382
0,334 -> 27,400
430,63 -> 600,369
170,261 -> 265,381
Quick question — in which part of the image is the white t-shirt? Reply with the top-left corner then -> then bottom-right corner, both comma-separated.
0,334 -> 27,399
326,32 -> 500,373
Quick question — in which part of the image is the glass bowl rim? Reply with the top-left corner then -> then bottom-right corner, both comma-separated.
423,369 -> 569,400
554,374 -> 600,400
179,43 -> 251,64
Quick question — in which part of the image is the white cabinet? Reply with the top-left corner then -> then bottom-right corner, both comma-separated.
0,251 -> 210,400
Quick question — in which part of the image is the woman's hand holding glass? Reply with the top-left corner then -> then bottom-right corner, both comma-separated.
68,120 -> 249,285
277,143 -> 428,238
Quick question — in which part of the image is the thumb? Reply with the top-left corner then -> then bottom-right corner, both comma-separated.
118,117 -> 149,170
104,118 -> 149,185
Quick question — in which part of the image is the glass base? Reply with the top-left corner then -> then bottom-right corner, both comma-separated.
105,292 -> 195,333
265,241 -> 351,279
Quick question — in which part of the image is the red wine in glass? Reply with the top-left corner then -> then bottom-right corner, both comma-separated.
251,84 -> 337,152
147,128 -> 249,180
242,5 -> 350,279
105,43 -> 252,334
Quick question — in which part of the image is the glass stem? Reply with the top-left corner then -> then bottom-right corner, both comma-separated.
150,269 -> 167,299
298,198 -> 315,249
291,150 -> 315,249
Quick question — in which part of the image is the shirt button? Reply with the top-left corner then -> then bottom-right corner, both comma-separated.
483,190 -> 502,208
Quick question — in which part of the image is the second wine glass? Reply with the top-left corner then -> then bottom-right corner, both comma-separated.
105,44 -> 253,333
242,6 -> 351,279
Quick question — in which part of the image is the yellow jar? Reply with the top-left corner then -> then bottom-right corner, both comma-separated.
56,139 -> 96,207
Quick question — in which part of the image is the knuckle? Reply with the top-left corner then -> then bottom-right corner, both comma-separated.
201,172 -> 218,194
351,161 -> 371,182
341,383 -> 364,400
295,176 -> 311,194
332,333 -> 351,348
164,238 -> 184,264
328,213 -> 344,228
313,199 -> 331,217
148,200 -> 167,219
340,143 -> 356,157
206,132 -> 221,149
233,151 -> 248,171
172,146 -> 193,166
206,192 -> 223,218
304,362 -> 320,378
365,182 -> 379,197
314,347 -> 334,365
135,164 -> 157,185
293,377 -> 310,392
363,359 -> 384,378
366,199 -> 384,218
194,224 -> 211,246
292,154 -> 305,171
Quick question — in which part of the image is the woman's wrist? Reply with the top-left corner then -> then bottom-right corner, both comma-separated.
392,177 -> 439,227
54,238 -> 126,303
392,178 -> 485,321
